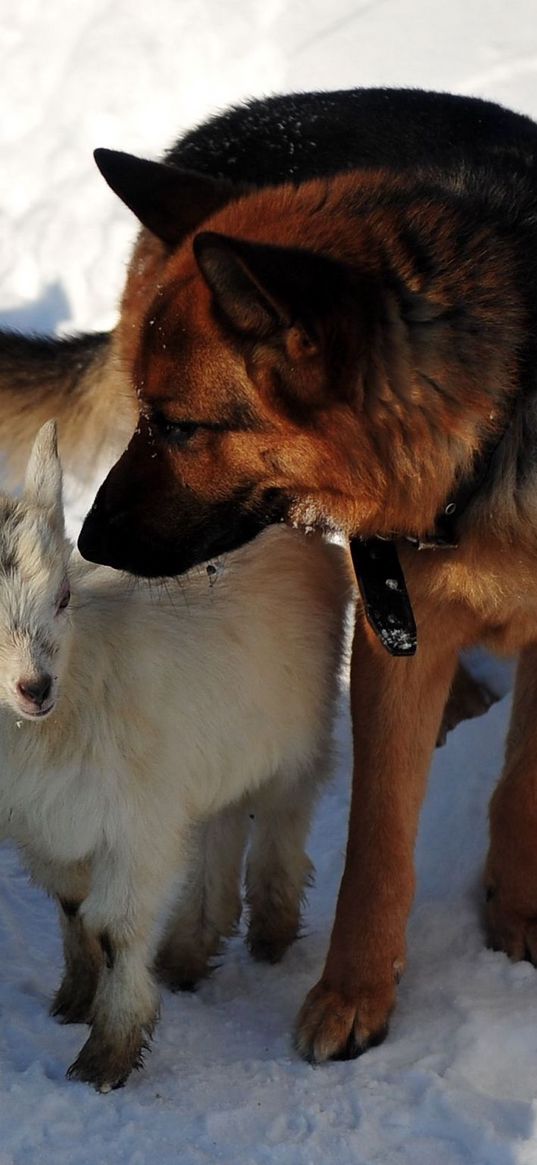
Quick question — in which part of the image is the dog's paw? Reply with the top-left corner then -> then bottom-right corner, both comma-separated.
485,886 -> 537,965
294,979 -> 394,1063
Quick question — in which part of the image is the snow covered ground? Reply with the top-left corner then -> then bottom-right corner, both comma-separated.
1,2 -> 537,1162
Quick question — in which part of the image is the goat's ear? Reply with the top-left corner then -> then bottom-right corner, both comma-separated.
94,149 -> 238,246
25,421 -> 63,520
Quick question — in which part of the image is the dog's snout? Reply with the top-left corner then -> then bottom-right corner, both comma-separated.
78,482 -> 128,566
17,674 -> 52,708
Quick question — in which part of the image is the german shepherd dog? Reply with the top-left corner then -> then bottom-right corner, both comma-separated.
1,87 -> 533,1063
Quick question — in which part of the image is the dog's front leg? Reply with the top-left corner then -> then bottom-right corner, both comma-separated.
486,644 -> 537,961
67,831 -> 181,1091
295,607 -> 460,1063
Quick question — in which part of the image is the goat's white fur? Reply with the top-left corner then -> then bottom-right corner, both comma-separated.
0,422 -> 351,1090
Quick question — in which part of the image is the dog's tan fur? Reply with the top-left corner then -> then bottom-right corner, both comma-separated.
72,157 -> 537,1063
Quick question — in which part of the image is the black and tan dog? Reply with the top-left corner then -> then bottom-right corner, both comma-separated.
4,87 -> 534,1062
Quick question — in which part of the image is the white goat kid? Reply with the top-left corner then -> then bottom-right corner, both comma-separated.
0,422 -> 351,1091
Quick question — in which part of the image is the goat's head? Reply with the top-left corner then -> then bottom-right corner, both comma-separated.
0,422 -> 72,720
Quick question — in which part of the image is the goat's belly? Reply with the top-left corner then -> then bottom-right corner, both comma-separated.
176,718 -> 321,819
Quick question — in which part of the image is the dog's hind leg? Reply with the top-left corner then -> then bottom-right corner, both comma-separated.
437,660 -> 497,746
485,644 -> 537,963
155,805 -> 249,992
245,755 -> 328,965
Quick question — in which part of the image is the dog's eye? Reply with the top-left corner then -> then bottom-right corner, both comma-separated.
56,580 -> 70,612
161,420 -> 200,447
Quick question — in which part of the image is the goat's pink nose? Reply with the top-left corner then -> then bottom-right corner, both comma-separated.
17,675 -> 52,707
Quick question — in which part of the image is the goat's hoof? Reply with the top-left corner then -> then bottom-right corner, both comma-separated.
247,925 -> 298,964
155,949 -> 213,992
66,1026 -> 151,1091
294,979 -> 393,1064
50,978 -> 96,1025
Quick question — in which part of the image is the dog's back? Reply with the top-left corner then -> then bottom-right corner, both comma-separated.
171,87 -> 537,183
2,87 -> 537,481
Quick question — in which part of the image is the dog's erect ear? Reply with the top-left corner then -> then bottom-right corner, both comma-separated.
193,231 -> 354,341
25,421 -> 64,523
94,150 -> 238,246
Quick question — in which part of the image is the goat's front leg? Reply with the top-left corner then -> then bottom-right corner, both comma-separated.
52,896 -> 102,1025
67,831 -> 181,1091
22,853 -> 100,1025
295,604 -> 461,1062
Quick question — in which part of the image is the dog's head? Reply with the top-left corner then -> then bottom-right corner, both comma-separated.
79,151 -> 517,576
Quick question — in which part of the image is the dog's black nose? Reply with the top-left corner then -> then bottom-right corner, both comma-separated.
17,674 -> 52,707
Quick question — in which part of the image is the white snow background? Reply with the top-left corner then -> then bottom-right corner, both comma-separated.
0,2 -> 536,1162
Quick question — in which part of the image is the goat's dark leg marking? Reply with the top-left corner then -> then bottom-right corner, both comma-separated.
99,931 -> 115,970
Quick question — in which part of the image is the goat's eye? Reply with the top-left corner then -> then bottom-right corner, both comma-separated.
56,580 -> 70,612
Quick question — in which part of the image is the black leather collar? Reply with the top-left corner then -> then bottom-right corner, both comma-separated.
350,413 -> 512,656
350,537 -> 417,656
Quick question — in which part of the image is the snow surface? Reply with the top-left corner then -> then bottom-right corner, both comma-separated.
1,2 -> 537,1162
